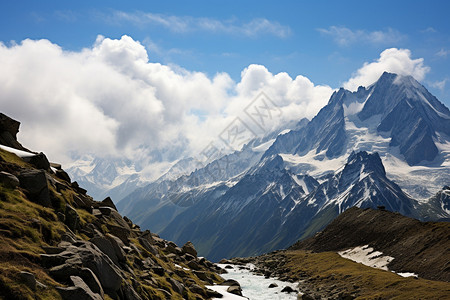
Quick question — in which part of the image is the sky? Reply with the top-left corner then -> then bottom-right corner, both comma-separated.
0,0 -> 449,178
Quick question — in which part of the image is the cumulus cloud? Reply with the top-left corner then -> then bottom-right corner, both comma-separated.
108,11 -> 291,38
318,26 -> 406,46
344,48 -> 430,91
0,35 -> 330,172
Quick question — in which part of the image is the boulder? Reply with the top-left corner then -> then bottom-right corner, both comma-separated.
49,261 -> 82,281
166,277 -> 184,295
268,283 -> 278,288
106,234 -> 126,263
182,241 -> 197,257
18,169 -> 51,207
65,204 -> 80,231
78,268 -> 104,297
206,288 -> 223,298
71,181 -> 87,195
19,271 -> 36,291
188,284 -> 206,297
100,197 -> 117,211
0,171 -> 19,189
76,243 -> 123,293
187,260 -> 201,271
22,152 -> 50,170
221,279 -> 240,287
281,286 -> 296,293
0,113 -> 26,150
56,275 -> 102,300
138,236 -> 158,256
227,285 -> 243,296
90,235 -> 119,265
55,169 -> 71,183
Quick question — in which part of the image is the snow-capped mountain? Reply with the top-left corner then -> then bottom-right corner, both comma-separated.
159,151 -> 430,261
66,156 -> 148,201
116,72 -> 449,261
116,126 -> 297,232
266,72 -> 450,199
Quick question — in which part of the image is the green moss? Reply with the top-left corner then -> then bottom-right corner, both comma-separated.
0,149 -> 30,168
76,208 -> 95,226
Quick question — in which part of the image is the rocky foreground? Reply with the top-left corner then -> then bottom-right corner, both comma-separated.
0,112 -> 238,299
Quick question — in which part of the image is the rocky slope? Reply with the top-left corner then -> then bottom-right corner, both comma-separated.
0,112 -> 233,300
290,206 -> 450,282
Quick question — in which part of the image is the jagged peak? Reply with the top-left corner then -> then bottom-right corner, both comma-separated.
344,151 -> 386,177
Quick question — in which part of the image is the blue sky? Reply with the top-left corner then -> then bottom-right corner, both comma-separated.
0,0 -> 449,172
1,0 -> 449,100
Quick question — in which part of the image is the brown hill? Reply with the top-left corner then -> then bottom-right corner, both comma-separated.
290,206 -> 450,282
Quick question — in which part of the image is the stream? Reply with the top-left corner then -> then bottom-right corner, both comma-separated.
207,264 -> 300,300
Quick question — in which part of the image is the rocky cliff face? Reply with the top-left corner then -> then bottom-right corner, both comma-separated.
0,113 -> 232,300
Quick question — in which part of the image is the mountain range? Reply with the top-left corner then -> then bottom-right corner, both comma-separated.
110,72 -> 449,261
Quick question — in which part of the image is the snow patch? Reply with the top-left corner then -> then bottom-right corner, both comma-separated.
338,245 -> 394,271
252,139 -> 276,153
0,144 -> 36,158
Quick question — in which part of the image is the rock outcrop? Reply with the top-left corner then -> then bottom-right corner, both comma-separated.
0,112 -> 231,299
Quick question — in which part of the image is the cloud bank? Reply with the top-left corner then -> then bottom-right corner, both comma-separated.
0,36 -> 430,178
0,35 -> 330,172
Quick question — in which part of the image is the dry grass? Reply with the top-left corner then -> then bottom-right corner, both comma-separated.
285,250 -> 450,299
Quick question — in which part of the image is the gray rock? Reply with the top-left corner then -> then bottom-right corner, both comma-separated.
76,242 -> 123,293
227,285 -> 242,296
100,196 -> 117,211
18,169 -> 51,207
69,276 -> 102,300
107,224 -> 131,245
90,235 -> 119,265
98,206 -> 113,216
0,113 -> 24,149
269,283 -> 278,288
19,271 -> 36,291
49,262 -> 81,281
78,268 -> 104,298
138,236 -> 158,256
106,234 -> 126,263
189,284 -> 206,296
182,241 -> 197,257
65,205 -> 80,231
57,276 -> 103,300
0,171 -> 19,189
166,277 -> 184,295
187,260 -> 201,271
22,152 -> 50,170
55,169 -> 71,183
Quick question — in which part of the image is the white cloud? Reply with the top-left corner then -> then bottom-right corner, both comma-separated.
436,48 -> 450,58
318,26 -> 406,46
109,11 -> 291,38
0,35 -> 330,171
344,48 -> 430,91
429,79 -> 447,91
